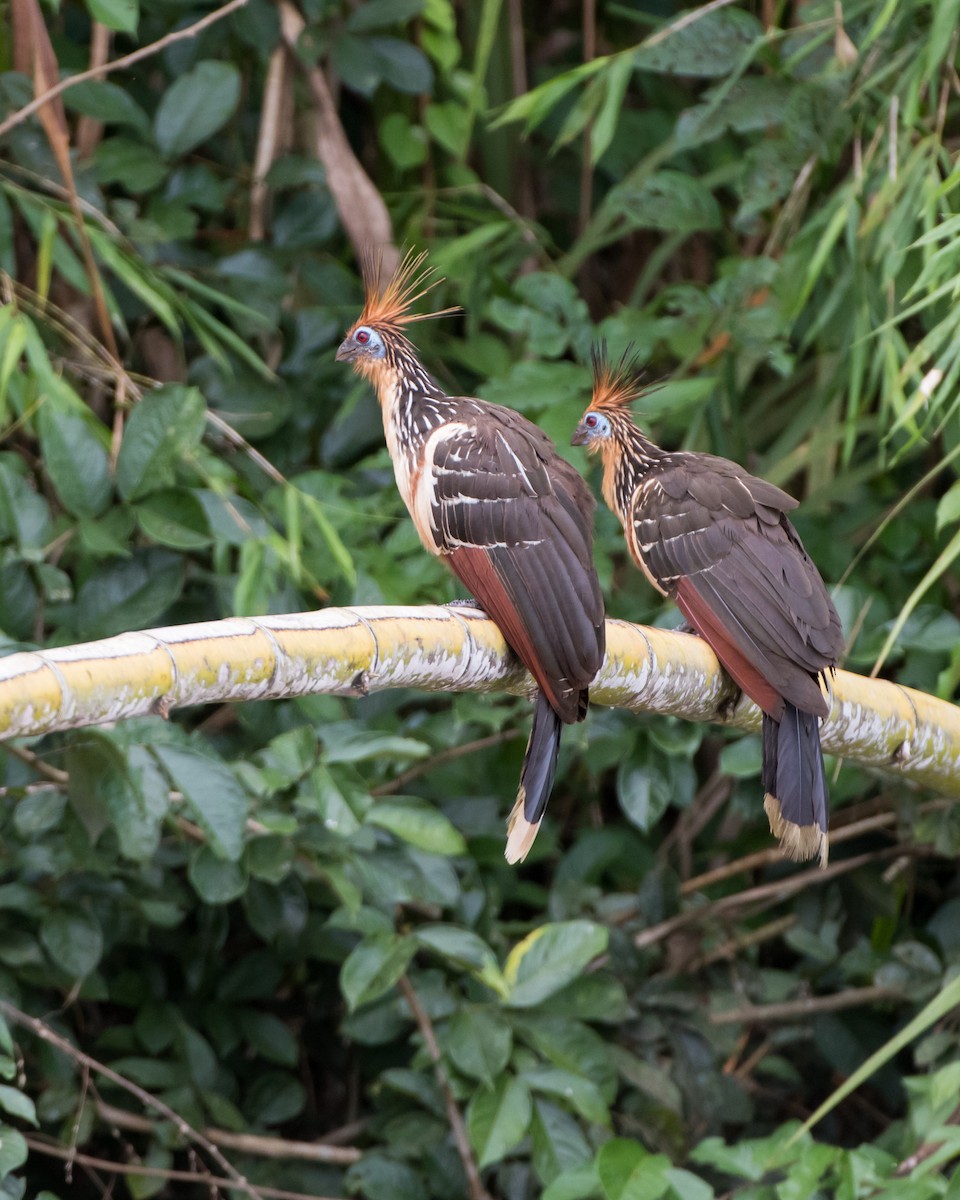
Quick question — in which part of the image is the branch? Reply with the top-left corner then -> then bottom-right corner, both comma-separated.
398,976 -> 493,1200
710,984 -> 904,1025
0,0 -> 250,140
0,1001 -> 267,1200
0,607 -> 957,801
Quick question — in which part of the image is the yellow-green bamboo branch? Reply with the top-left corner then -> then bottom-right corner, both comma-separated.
0,605 -> 957,794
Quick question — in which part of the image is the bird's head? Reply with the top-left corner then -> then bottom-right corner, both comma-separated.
336,323 -> 388,372
572,344 -> 648,455
336,248 -> 458,384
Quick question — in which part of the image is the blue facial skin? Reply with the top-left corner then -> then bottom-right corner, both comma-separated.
571,411 -> 612,446
335,324 -> 386,363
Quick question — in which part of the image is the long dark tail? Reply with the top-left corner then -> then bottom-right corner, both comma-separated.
504,690 -> 563,864
761,703 -> 829,867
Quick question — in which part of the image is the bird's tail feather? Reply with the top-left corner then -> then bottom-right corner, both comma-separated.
505,691 -> 562,864
761,704 -> 829,868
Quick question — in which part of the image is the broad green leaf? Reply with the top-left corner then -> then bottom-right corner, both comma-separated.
606,170 -> 722,234
66,733 -> 167,861
633,8 -> 763,77
347,0 -> 425,32
366,801 -> 467,855
525,1068 -> 611,1126
155,61 -> 241,158
116,385 -> 206,501
467,1075 -> 532,1168
665,1169 -> 714,1200
369,37 -> 434,94
95,136 -> 168,191
532,1098 -> 593,1186
37,399 -> 112,518
543,1163 -> 603,1200
346,1153 -> 428,1200
152,744 -> 250,861
39,909 -> 104,978
0,1086 -> 37,1127
504,921 -> 609,1008
135,489 -> 213,550
340,934 -> 414,1011
0,1124 -> 27,1177
63,79 -> 150,133
188,845 -> 248,904
597,1140 -> 670,1200
415,925 -> 507,994
446,1009 -> 512,1085
87,0 -> 139,32
73,547 -> 184,639
245,1070 -> 306,1126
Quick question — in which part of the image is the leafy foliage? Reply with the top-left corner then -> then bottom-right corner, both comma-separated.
0,0 -> 958,1198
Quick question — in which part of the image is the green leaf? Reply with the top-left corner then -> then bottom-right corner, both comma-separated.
347,0 -> 425,32
606,170 -> 722,234
505,921 -> 609,1008
532,1098 -> 594,1186
152,744 -> 250,861
340,934 -> 414,1011
116,385 -> 206,501
543,1163 -> 603,1200
73,547 -> 185,639
66,734 -> 168,861
524,1068 -> 611,1126
135,489 -> 213,549
597,1140 -> 670,1200
86,0 -> 139,32
188,845 -> 248,904
446,1009 -> 512,1085
665,1169 -> 714,1200
39,909 -> 104,979
346,1153 -> 428,1200
95,137 -> 168,191
154,61 -> 241,158
37,398 -> 112,518
0,1124 -> 27,1177
633,8 -> 763,77
415,925 -> 507,995
0,1086 -> 37,1128
467,1075 -> 532,1168
366,801 -> 467,855
63,79 -> 150,134
369,37 -> 434,94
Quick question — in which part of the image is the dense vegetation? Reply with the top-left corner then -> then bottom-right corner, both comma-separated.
0,0 -> 959,1196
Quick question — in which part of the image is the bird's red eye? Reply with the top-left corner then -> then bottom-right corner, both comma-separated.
585,413 -> 598,428
356,329 -> 370,344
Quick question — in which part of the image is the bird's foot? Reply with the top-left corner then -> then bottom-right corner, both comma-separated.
715,685 -> 742,722
675,619 -> 699,636
445,597 -> 486,614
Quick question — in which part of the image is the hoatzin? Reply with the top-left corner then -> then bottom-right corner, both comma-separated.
572,350 -> 843,866
335,252 -> 605,863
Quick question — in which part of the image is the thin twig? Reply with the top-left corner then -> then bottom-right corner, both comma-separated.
710,984 -> 904,1025
634,847 -> 905,951
0,0 -> 250,139
24,1137 -> 342,1200
398,977 -> 493,1200
371,730 -> 524,797
2,743 -> 69,784
94,1101 -> 362,1163
0,1002 -> 266,1200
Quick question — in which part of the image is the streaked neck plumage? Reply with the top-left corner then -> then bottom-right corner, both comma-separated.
361,335 -> 456,453
599,415 -> 666,522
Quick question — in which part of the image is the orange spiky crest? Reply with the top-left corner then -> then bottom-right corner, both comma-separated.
589,342 -> 650,412
354,247 -> 458,335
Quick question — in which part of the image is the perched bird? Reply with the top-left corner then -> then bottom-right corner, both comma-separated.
336,251 -> 605,862
572,349 -> 843,866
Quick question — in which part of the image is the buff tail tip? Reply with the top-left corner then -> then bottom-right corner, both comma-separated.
764,792 -> 829,869
504,790 -> 542,865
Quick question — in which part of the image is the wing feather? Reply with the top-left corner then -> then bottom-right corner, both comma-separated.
635,454 -> 841,717
432,416 -> 605,721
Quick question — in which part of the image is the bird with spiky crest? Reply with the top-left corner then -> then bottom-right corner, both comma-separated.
336,250 -> 605,863
572,347 -> 843,866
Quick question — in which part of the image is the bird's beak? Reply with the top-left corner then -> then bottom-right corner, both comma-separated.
571,423 -> 589,447
335,338 -> 356,363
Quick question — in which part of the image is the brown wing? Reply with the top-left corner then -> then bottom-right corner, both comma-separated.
634,454 -> 842,719
428,410 -> 605,722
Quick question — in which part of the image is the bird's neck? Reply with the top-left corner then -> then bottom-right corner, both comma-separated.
604,424 -> 665,522
366,351 -> 455,457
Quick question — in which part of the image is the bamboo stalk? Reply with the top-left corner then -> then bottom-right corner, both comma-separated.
0,606 -> 957,797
